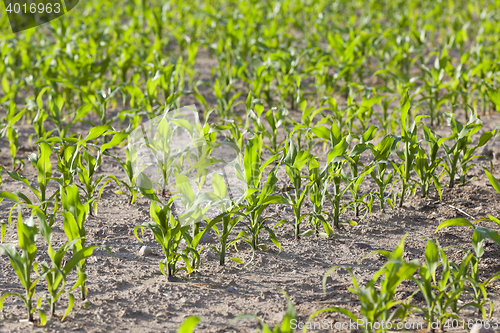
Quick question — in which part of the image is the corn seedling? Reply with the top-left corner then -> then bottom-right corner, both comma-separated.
75,128 -> 126,215
54,141 -> 80,188
345,125 -> 377,216
413,125 -> 447,198
135,200 -> 200,278
1,142 -> 60,230
316,234 -> 420,333
441,110 -> 494,188
0,211 -> 46,325
35,208 -> 108,320
263,107 -> 289,155
205,173 -> 244,265
60,184 -> 95,303
105,146 -> 139,204
466,254 -> 500,319
324,136 -> 353,228
393,93 -> 423,207
281,139 -> 315,239
0,102 -> 25,167
412,239 -> 486,330
307,157 -> 334,238
369,134 -> 398,212
235,136 -> 285,251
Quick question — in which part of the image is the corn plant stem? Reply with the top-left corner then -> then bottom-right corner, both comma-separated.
80,261 -> 87,301
251,216 -> 259,251
51,298 -> 56,316
348,164 -> 360,217
448,152 -> 460,188
378,185 -> 385,212
220,215 -> 229,265
294,214 -> 300,241
331,176 -> 341,228
26,292 -> 33,322
399,142 -> 412,208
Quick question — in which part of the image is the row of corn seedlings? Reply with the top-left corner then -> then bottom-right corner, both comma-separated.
2,94 -> 499,284
0,130 -> 125,324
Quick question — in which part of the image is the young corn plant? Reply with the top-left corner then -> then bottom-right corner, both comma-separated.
139,115 -> 177,197
1,142 -> 60,231
0,211 -> 46,325
393,93 -> 422,207
412,239 -> 485,330
288,99 -> 326,151
172,173 -> 214,267
205,173 -> 244,265
311,122 -> 353,228
236,136 -> 285,251
281,139 -> 315,240
324,138 -> 354,228
76,128 -> 126,215
60,184 -> 96,303
0,102 -> 25,168
105,146 -> 139,204
317,234 -> 420,333
307,157 -> 334,238
345,125 -> 377,217
263,107 -> 289,155
419,50 -> 451,126
134,200 -> 200,278
369,134 -> 398,212
413,125 -> 447,198
442,110 -> 494,188
466,255 -> 500,319
35,208 -> 107,320
54,141 -> 80,188
27,142 -> 55,214
76,147 -> 105,216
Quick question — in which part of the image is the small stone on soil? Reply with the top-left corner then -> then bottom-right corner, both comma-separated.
138,246 -> 152,256
225,286 -> 237,293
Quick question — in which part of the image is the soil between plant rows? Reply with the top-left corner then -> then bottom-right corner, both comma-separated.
1,111 -> 500,333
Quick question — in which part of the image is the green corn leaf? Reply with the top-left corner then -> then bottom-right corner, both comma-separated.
229,258 -> 244,264
0,192 -> 20,202
100,131 -> 128,152
311,126 -> 330,140
322,265 -> 340,294
0,292 -> 27,311
477,130 -> 494,147
0,244 -> 27,289
483,168 -> 500,194
176,174 -> 196,203
36,297 -> 46,326
436,218 -> 474,232
37,142 -> 53,192
212,173 -> 227,199
61,291 -> 74,322
424,239 -> 439,284
487,88 -> 500,110
400,91 -> 410,135
82,125 -> 111,142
